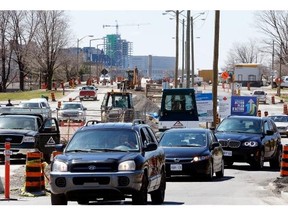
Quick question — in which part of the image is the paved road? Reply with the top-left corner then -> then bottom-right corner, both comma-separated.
1,83 -> 288,207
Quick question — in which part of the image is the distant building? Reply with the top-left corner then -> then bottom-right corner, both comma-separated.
233,63 -> 263,87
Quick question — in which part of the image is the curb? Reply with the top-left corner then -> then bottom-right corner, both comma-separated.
269,182 -> 288,202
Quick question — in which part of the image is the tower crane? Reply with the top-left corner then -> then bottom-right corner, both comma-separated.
103,20 -> 150,35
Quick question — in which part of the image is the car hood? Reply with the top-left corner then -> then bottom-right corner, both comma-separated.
274,122 -> 288,127
60,151 -> 139,163
0,129 -> 37,136
163,147 -> 209,158
215,131 -> 262,141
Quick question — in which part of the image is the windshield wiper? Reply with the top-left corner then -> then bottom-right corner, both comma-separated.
65,149 -> 91,153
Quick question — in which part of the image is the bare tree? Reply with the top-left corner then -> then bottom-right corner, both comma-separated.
33,10 -> 70,90
9,10 -> 40,91
223,39 -> 265,72
255,11 -> 288,95
0,11 -> 17,92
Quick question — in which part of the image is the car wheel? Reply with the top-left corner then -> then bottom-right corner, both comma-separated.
132,174 -> 148,205
205,162 -> 213,181
269,147 -> 282,169
150,169 -> 166,204
215,159 -> 224,178
51,193 -> 67,205
251,150 -> 264,170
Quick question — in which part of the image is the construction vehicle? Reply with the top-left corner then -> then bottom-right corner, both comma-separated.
117,67 -> 139,90
100,89 -> 135,123
158,88 -> 199,131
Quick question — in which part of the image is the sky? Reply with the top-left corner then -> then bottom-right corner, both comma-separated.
66,10 -> 262,72
3,0 -> 287,74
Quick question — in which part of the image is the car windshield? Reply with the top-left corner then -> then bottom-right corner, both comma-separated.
159,131 -> 207,147
62,103 -> 82,110
217,118 -> 262,134
253,91 -> 265,95
0,117 -> 36,130
270,116 -> 288,122
66,129 -> 139,152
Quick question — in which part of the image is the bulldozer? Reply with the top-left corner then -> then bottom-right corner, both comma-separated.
100,89 -> 135,123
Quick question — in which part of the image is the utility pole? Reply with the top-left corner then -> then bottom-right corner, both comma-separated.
191,16 -> 194,87
181,19 -> 185,86
185,10 -> 191,88
272,40 -> 274,89
175,10 -> 179,88
212,10 -> 220,128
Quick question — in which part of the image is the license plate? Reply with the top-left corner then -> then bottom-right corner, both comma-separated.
170,164 -> 182,171
223,150 -> 232,156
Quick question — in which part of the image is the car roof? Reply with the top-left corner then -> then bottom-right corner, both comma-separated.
162,128 -> 210,133
79,122 -> 147,132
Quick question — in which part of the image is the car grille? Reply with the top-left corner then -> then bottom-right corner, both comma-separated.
62,112 -> 79,117
0,135 -> 24,144
219,140 -> 241,148
70,162 -> 118,172
166,158 -> 192,163
73,177 -> 110,185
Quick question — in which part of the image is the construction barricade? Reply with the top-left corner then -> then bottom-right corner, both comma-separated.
280,145 -> 288,177
21,151 -> 46,196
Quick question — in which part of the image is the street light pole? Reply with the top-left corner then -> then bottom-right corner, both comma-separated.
181,18 -> 185,86
77,35 -> 94,80
89,38 -> 104,77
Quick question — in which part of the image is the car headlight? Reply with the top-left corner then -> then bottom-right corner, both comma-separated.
22,136 -> 35,143
243,141 -> 258,147
118,160 -> 136,171
78,112 -> 83,116
192,155 -> 210,162
52,160 -> 68,172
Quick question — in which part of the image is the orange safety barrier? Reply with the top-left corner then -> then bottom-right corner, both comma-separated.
284,104 -> 288,115
257,110 -> 261,117
51,92 -> 56,102
24,151 -> 45,193
280,145 -> 288,177
271,96 -> 275,104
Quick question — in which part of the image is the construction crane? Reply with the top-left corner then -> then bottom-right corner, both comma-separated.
103,20 -> 150,35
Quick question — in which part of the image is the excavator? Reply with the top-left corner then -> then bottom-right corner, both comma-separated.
100,89 -> 135,123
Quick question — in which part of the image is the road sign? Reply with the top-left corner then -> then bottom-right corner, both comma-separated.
221,71 -> 229,80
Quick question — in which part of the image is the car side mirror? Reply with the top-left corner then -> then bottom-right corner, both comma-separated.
211,142 -> 220,149
266,130 -> 274,135
143,142 -> 158,151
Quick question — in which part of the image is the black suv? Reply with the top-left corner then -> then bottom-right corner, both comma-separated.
50,120 -> 166,205
214,115 -> 282,169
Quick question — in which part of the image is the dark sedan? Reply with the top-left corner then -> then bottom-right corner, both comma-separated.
214,115 -> 282,170
158,128 -> 224,180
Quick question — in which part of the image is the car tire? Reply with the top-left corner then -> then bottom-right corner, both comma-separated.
150,169 -> 166,204
51,193 -> 67,205
215,159 -> 224,178
251,150 -> 264,170
269,147 -> 282,169
132,174 -> 148,205
205,162 -> 213,181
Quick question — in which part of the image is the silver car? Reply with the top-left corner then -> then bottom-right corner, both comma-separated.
56,101 -> 87,125
251,90 -> 267,104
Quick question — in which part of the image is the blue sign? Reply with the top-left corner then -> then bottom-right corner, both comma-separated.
231,96 -> 258,116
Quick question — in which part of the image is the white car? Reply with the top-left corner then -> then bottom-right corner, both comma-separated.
251,90 -> 267,104
268,115 -> 288,137
99,74 -> 111,83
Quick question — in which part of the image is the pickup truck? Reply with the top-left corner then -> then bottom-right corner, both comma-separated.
0,113 -> 60,163
79,85 -> 98,101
